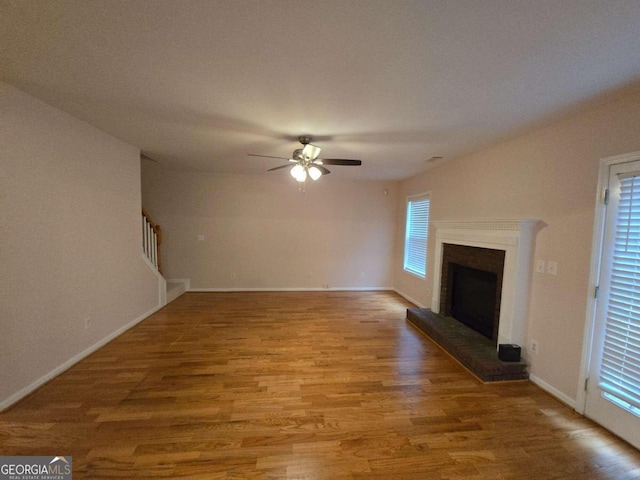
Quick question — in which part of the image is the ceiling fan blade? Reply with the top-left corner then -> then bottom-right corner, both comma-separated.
267,164 -> 293,171
248,153 -> 290,160
318,159 -> 362,166
312,165 -> 331,175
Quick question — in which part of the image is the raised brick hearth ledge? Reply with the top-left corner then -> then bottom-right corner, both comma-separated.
407,308 -> 529,382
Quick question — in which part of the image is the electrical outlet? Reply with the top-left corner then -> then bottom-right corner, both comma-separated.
547,261 -> 558,276
360,272 -> 366,279
531,339 -> 539,355
197,234 -> 205,241
84,317 -> 91,330
230,272 -> 236,279
535,260 -> 546,273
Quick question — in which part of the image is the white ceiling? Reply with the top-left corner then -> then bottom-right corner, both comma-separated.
2,0 -> 640,181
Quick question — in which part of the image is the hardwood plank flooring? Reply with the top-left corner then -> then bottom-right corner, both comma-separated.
1,291 -> 640,479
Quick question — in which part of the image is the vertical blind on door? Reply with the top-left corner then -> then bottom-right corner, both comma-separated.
600,174 -> 640,409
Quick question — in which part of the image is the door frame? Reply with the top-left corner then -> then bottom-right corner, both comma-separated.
577,150 -> 640,414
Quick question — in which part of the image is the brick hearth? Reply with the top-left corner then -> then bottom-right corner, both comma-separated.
407,308 -> 529,382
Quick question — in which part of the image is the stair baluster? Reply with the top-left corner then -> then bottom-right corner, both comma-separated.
142,208 -> 162,273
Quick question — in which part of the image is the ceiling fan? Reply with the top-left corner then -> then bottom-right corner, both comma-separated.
248,136 -> 362,183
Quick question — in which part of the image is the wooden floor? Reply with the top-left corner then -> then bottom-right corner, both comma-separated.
2,292 -> 640,479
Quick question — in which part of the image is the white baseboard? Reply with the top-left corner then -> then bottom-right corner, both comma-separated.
188,286 -> 394,292
529,374 -> 577,410
0,302 -> 164,412
167,278 -> 190,290
393,288 -> 426,308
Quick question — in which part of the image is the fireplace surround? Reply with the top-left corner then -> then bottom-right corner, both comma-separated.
431,219 -> 540,352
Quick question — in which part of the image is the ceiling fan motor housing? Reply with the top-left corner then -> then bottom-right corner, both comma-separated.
301,143 -> 321,161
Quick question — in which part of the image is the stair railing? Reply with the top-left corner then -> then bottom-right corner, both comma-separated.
142,208 -> 162,273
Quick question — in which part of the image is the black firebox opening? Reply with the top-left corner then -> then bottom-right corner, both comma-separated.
449,263 -> 498,341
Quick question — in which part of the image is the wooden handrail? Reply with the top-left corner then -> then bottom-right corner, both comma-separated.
142,207 -> 159,232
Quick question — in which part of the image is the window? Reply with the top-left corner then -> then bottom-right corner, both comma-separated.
404,193 -> 430,278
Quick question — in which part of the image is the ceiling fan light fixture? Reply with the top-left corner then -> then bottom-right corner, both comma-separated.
290,164 -> 307,182
308,165 -> 322,181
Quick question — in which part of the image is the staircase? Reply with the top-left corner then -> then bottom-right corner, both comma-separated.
142,208 -> 186,305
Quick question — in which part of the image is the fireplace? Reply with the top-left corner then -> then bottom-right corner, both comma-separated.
440,244 -> 505,344
449,263 -> 498,341
407,219 -> 539,380
431,219 -> 540,352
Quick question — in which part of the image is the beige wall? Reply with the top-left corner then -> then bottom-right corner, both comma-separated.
0,82 -> 160,408
395,89 -> 640,404
142,164 -> 398,290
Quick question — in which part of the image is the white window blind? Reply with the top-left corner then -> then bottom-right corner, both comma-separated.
600,174 -> 640,410
404,194 -> 430,278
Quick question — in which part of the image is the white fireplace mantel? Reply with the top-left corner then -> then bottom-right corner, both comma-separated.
431,219 -> 541,351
